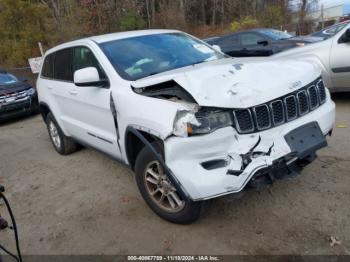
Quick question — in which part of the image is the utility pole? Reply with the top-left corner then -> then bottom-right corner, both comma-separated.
321,4 -> 325,29
38,42 -> 44,57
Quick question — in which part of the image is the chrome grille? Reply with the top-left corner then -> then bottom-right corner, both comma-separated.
233,78 -> 327,134
0,89 -> 30,104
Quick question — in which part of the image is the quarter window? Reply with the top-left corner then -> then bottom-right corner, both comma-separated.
41,53 -> 55,79
53,48 -> 73,81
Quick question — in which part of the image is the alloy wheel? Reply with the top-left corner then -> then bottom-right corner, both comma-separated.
144,160 -> 185,213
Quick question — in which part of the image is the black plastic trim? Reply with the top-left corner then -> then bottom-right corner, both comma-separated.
233,77 -> 324,134
125,126 -> 191,201
332,67 -> 350,73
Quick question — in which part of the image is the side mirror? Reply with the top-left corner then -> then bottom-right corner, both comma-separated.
74,67 -> 108,87
212,45 -> 222,52
257,40 -> 269,46
339,28 -> 350,43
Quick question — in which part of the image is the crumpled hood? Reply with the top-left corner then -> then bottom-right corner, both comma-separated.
132,57 -> 321,108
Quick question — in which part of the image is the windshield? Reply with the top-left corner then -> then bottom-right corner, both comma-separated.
0,73 -> 18,85
99,33 -> 225,81
312,22 -> 350,38
260,29 -> 293,40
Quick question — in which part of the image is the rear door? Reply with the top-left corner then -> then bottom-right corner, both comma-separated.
47,48 -> 77,133
329,27 -> 350,89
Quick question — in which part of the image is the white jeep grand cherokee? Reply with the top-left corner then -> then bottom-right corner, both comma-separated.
37,30 -> 335,224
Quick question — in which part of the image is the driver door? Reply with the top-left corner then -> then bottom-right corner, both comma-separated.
329,29 -> 350,90
63,46 -> 121,158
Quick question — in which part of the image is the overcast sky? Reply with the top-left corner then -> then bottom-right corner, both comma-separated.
318,0 -> 349,8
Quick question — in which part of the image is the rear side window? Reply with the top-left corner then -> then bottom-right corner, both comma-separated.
41,54 -> 54,78
53,48 -> 73,81
73,47 -> 106,79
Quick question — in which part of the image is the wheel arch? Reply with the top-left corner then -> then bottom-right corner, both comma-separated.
39,102 -> 51,122
124,126 -> 164,170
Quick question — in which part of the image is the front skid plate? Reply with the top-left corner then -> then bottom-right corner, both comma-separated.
284,121 -> 327,159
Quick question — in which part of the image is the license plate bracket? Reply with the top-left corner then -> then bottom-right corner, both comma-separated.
284,122 -> 327,159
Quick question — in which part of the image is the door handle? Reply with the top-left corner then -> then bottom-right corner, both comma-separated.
47,86 -> 53,90
69,89 -> 78,95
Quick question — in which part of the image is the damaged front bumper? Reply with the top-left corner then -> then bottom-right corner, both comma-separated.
164,100 -> 335,201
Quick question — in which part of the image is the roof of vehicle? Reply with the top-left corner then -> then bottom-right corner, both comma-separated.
207,28 -> 285,40
46,29 -> 180,55
88,29 -> 180,43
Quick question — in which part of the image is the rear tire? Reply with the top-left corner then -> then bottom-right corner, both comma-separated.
135,143 -> 203,224
45,112 -> 78,155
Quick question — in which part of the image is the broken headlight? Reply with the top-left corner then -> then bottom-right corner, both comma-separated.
173,109 -> 233,137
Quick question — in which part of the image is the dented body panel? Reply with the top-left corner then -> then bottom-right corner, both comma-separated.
132,57 -> 321,108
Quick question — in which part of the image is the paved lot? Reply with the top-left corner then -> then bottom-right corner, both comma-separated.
0,94 -> 350,255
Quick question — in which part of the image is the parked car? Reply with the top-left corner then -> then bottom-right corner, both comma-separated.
311,20 -> 350,39
275,23 -> 350,92
0,70 -> 38,121
37,30 -> 335,224
205,28 -> 322,57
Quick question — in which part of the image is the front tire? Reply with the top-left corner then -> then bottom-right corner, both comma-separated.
135,143 -> 203,224
45,112 -> 78,155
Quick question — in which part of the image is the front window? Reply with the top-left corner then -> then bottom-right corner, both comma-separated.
259,29 -> 293,40
0,72 -> 19,85
99,33 -> 225,81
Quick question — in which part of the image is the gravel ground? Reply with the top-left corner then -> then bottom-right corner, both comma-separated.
0,93 -> 349,255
